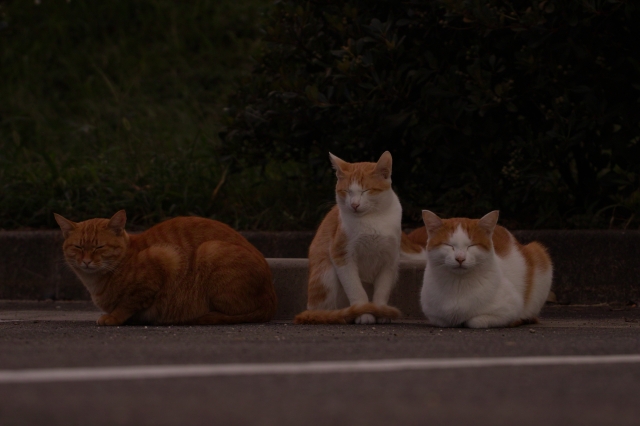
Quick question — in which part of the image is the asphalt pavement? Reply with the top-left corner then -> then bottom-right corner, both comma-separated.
0,301 -> 639,426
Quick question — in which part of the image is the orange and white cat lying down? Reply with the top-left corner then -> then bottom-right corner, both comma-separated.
55,211 -> 277,326
410,210 -> 552,328
294,151 -> 424,325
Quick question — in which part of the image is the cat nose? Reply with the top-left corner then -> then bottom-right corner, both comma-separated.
351,202 -> 360,211
455,253 -> 466,264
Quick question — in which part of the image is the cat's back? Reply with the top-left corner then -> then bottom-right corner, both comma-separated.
309,206 -> 340,258
492,225 -> 551,271
131,217 -> 256,254
492,225 -> 552,311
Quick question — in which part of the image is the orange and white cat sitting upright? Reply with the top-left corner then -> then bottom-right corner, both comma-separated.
413,210 -> 553,328
55,211 -> 277,326
294,151 -> 421,325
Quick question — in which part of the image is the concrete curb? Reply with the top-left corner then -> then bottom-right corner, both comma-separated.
0,230 -> 639,318
511,230 -> 640,306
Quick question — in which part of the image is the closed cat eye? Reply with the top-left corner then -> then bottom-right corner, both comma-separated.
73,245 -> 82,249
95,245 -> 105,249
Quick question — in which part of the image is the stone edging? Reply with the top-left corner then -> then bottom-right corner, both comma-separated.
0,230 -> 638,317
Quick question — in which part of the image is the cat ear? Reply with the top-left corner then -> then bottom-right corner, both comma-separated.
329,153 -> 349,178
107,210 -> 127,236
374,151 -> 392,179
422,210 -> 443,234
54,213 -> 77,238
478,210 -> 499,233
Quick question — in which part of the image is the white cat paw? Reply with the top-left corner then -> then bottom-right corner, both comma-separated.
465,317 -> 488,328
355,313 -> 376,324
376,317 -> 391,324
465,315 -> 505,329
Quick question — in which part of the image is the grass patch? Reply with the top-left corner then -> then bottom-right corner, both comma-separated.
0,0 -> 326,230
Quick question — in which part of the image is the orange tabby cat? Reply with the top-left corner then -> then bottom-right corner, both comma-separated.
54,211 -> 277,326
295,152 -> 415,325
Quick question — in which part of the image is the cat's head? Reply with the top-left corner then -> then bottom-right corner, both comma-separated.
329,151 -> 393,216
421,210 -> 499,274
54,210 -> 129,274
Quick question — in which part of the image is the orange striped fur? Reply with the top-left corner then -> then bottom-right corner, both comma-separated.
294,303 -> 400,325
55,211 -> 277,326
517,241 -> 551,306
401,231 -> 424,254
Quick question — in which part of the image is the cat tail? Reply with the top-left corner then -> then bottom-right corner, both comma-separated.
293,303 -> 401,325
399,231 -> 426,261
406,227 -> 427,246
188,309 -> 273,325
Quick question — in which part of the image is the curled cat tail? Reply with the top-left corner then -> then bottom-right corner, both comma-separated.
406,226 -> 427,246
294,303 -> 401,325
400,231 -> 427,261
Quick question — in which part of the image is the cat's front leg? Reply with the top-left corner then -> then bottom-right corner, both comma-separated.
95,284 -> 158,326
97,307 -> 135,326
333,262 -> 374,324
372,266 -> 398,324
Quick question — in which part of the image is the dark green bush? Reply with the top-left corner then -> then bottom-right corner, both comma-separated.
224,0 -> 640,229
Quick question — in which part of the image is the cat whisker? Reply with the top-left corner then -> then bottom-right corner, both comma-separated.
99,264 -> 118,273
54,256 -> 69,266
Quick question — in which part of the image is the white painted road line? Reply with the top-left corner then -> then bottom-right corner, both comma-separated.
1,354 -> 639,384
